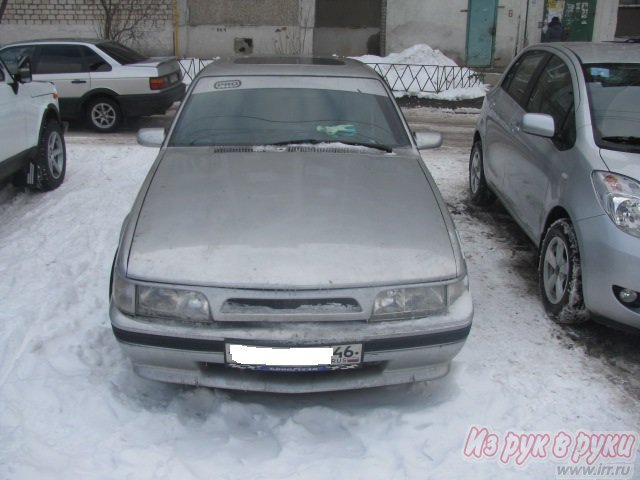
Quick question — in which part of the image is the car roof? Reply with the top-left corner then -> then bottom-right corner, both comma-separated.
1,38 -> 106,48
542,42 -> 640,64
197,56 -> 379,79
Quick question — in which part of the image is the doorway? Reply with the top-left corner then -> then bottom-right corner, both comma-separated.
466,0 -> 498,67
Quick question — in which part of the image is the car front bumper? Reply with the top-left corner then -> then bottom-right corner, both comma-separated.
109,294 -> 473,393
577,214 -> 640,329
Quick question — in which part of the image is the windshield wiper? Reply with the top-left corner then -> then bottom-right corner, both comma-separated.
269,139 -> 324,146
333,140 -> 393,153
601,136 -> 640,145
269,139 -> 392,153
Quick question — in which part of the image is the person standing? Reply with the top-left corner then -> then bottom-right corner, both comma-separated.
545,17 -> 564,42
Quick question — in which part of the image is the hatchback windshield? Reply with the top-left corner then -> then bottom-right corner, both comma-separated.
169,76 -> 411,149
584,63 -> 640,153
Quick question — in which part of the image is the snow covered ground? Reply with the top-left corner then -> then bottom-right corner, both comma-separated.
1,109 -> 639,479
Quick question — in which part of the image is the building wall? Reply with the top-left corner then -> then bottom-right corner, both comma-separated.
385,0 -> 547,67
178,0 -> 314,57
385,0 -> 469,64
386,0 -> 622,68
0,0 -> 625,64
0,0 -> 174,56
593,0 -> 621,41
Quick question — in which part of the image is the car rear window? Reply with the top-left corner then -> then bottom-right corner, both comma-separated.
97,41 -> 146,65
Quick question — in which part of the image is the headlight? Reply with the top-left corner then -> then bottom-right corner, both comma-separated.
371,276 -> 468,321
592,171 -> 640,238
111,268 -> 212,322
137,286 -> 211,322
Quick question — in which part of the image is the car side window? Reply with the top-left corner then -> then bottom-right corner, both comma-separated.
36,45 -> 86,74
503,51 -> 547,105
81,46 -> 112,72
0,46 -> 36,75
526,55 -> 576,150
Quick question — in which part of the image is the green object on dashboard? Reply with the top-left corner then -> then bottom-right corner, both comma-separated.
316,124 -> 357,137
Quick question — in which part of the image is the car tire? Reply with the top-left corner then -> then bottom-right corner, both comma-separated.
539,219 -> 589,325
86,96 -> 122,133
35,118 -> 66,191
468,140 -> 496,206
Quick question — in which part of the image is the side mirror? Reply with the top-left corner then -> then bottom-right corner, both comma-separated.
521,113 -> 555,138
414,131 -> 443,150
137,128 -> 165,147
16,56 -> 32,83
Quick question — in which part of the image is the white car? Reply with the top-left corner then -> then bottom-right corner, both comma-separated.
0,39 -> 185,133
0,56 -> 66,191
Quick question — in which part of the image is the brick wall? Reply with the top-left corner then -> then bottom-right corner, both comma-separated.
2,0 -> 172,26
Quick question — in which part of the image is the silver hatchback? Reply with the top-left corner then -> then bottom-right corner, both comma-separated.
110,57 -> 473,393
471,43 -> 640,330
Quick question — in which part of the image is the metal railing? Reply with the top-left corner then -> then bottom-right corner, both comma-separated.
179,58 -> 214,83
366,63 -> 484,94
178,58 -> 484,94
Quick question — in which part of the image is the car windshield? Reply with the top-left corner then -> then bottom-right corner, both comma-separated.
97,41 -> 147,65
169,75 -> 411,149
584,63 -> 640,153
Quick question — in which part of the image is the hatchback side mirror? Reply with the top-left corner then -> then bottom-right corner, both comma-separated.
521,113 -> 555,138
414,131 -> 443,149
16,56 -> 33,84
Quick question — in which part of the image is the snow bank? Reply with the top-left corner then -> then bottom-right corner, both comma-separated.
351,44 -> 488,100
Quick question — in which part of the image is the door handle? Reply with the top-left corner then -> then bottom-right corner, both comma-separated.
71,79 -> 87,84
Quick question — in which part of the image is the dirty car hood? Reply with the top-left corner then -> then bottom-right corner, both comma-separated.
127,148 -> 457,288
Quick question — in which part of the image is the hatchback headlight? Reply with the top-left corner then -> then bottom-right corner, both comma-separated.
592,171 -> 640,238
371,276 -> 468,321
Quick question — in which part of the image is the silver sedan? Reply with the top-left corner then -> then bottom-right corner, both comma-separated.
470,43 -> 640,330
110,57 -> 473,393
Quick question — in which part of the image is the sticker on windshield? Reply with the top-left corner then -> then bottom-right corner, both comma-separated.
214,79 -> 242,89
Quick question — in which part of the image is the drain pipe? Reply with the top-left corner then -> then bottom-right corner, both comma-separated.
173,0 -> 180,57
523,0 -> 531,47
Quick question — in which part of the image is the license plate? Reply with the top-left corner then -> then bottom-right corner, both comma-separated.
226,343 -> 362,370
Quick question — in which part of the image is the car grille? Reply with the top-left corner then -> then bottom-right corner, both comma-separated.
221,297 -> 362,314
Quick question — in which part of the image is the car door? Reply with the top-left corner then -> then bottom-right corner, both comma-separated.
32,44 -> 91,117
505,54 -> 577,239
484,51 -> 548,196
0,61 -> 28,164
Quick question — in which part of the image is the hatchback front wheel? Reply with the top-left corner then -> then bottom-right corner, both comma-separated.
539,219 -> 588,325
469,140 -> 495,206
